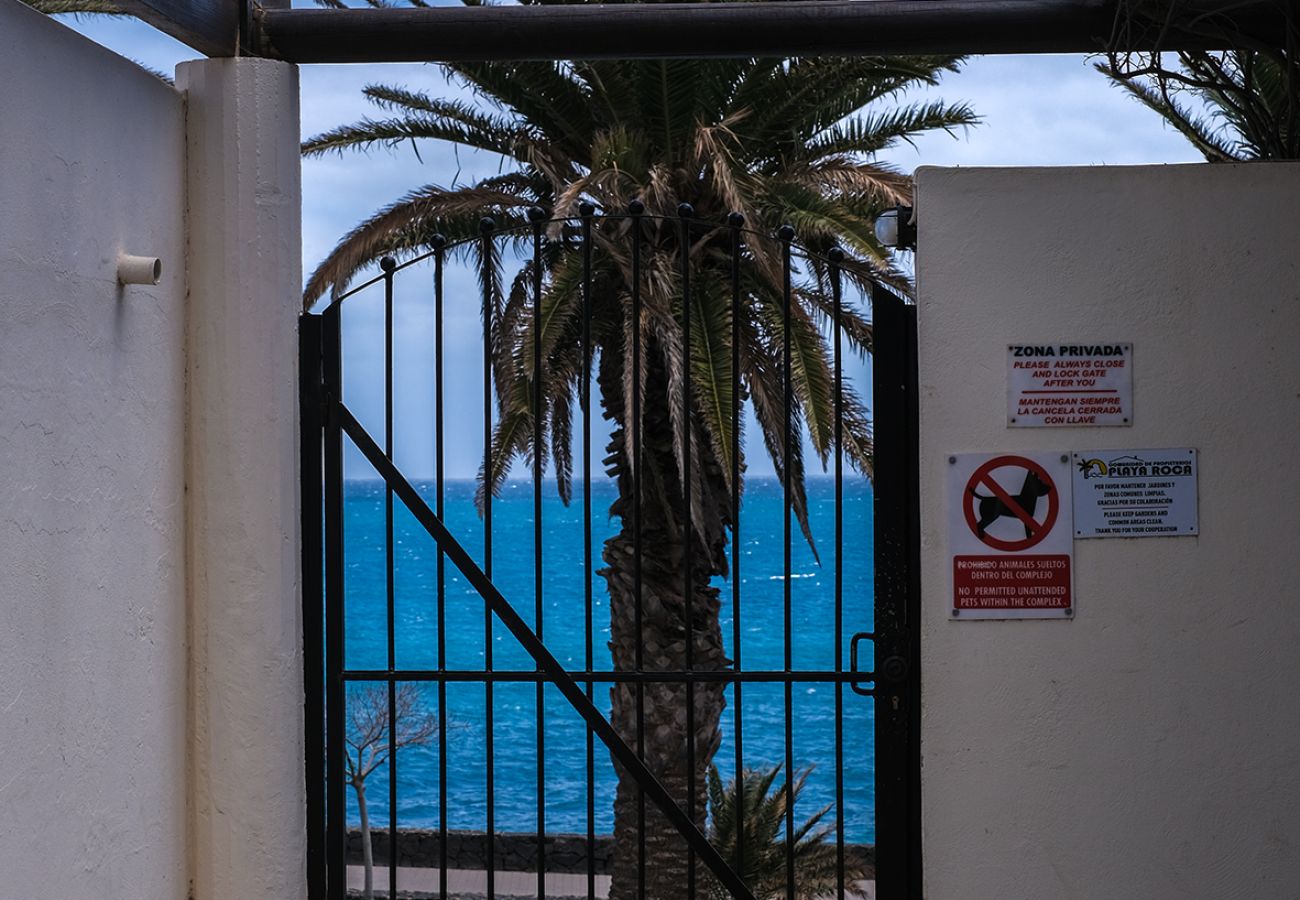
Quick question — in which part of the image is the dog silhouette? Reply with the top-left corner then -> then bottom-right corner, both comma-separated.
970,470 -> 1052,539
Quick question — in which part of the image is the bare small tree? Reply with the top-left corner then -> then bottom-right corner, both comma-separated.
347,682 -> 439,900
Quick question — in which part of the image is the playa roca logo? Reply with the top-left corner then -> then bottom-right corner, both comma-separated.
1082,453 -> 1193,479
1076,458 -> 1108,479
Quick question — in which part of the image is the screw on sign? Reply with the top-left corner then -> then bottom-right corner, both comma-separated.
963,455 -> 1060,551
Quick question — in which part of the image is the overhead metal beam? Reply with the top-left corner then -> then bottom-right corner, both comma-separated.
256,0 -> 1282,64
112,0 -> 240,57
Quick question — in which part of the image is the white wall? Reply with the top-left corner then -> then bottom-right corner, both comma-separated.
0,5 -> 306,898
0,3 -> 188,897
915,162 -> 1300,899
180,56 -> 307,900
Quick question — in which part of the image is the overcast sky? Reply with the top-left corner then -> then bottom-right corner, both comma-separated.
63,13 -> 1203,480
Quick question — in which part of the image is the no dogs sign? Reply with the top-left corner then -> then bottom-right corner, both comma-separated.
948,452 -> 1074,619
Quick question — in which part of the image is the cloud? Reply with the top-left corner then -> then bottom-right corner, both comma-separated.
879,55 -> 1202,170
57,20 -> 1206,478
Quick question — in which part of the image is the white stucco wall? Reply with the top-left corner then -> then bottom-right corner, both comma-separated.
179,56 -> 307,900
1,6 -> 306,898
0,2 -> 188,897
915,162 -> 1300,898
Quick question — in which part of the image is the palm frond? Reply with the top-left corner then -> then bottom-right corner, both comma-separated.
646,299 -> 712,544
1100,37 -> 1299,162
743,327 -> 819,562
785,295 -> 839,465
736,56 -> 967,159
1096,61 -> 1240,162
447,61 -> 597,160
705,764 -> 871,900
803,102 -> 979,159
474,382 -> 535,510
692,112 -> 760,223
777,156 -> 913,207
302,113 -> 526,161
550,376 -> 576,503
617,287 -> 648,490
755,183 -> 898,278
303,183 -> 531,306
529,248 -> 589,370
688,271 -> 741,499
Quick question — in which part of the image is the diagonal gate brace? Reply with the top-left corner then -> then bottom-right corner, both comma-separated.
338,404 -> 757,900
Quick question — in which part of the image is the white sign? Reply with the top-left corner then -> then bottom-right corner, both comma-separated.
948,452 -> 1074,620
1008,343 -> 1133,427
1072,448 -> 1199,538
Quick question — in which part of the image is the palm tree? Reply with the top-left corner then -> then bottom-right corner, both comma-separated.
1097,1 -> 1298,160
704,764 -> 871,900
34,1 -> 968,890
303,56 -> 972,900
1098,50 -> 1299,161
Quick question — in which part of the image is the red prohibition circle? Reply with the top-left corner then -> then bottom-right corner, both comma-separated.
963,455 -> 1059,552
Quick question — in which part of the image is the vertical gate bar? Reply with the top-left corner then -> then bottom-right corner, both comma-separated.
778,226 -> 796,900
728,212 -> 745,879
629,200 -> 646,900
480,218 -> 497,900
903,300 -> 923,892
872,282 -> 922,899
872,282 -> 896,897
433,236 -> 448,900
828,250 -> 846,900
580,202 -> 596,900
678,204 -> 697,900
300,314 -> 326,900
383,258 -> 398,900
530,209 -> 547,900
322,302 -> 346,900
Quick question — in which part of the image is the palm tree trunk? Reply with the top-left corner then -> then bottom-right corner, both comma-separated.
600,348 -> 733,900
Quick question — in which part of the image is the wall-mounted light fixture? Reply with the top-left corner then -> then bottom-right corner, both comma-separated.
873,205 -> 916,251
117,254 -> 162,286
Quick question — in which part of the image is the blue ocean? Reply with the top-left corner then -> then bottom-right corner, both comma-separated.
341,475 -> 876,843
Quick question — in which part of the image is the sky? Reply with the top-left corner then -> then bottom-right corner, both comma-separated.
60,11 -> 1204,480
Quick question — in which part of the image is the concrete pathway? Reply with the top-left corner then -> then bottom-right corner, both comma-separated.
348,865 -> 610,898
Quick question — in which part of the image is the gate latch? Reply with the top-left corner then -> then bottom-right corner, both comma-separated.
849,632 -> 875,696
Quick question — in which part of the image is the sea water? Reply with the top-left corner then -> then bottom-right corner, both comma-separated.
340,476 -> 875,843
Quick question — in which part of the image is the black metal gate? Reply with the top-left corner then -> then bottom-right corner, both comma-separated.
301,207 -> 920,900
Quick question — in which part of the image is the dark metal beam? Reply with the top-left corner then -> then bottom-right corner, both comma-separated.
112,0 -> 239,57
256,0 -> 1282,64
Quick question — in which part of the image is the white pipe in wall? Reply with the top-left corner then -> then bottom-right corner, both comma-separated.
117,254 -> 162,285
